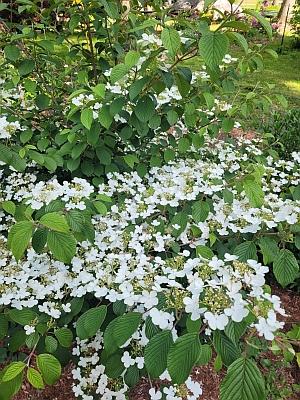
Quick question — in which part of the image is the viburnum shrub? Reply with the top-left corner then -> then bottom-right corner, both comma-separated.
0,1 -> 300,400
0,137 -> 300,399
0,0 -> 280,182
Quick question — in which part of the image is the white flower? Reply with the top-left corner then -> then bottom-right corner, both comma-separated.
149,388 -> 162,400
121,351 -> 135,368
24,325 -> 35,335
204,311 -> 229,330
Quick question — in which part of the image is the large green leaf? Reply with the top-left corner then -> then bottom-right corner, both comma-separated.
0,143 -> 26,171
243,175 -> 264,207
80,108 -> 93,130
220,358 -> 265,400
36,354 -> 61,385
258,236 -> 279,264
234,241 -> 257,262
76,306 -> 107,340
199,32 -> 229,67
47,231 -> 77,264
161,28 -> 181,56
134,95 -> 155,123
113,312 -> 142,347
213,330 -> 241,366
55,327 -> 73,347
145,331 -> 173,378
8,221 -> 34,261
40,212 -> 70,233
192,200 -> 210,223
167,333 -> 200,384
197,344 -> 212,365
2,362 -> 26,382
110,63 -> 129,84
27,368 -> 44,389
273,249 -> 299,287
244,9 -> 272,39
8,309 -> 37,326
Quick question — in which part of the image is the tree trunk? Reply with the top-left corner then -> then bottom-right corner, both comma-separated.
278,0 -> 296,27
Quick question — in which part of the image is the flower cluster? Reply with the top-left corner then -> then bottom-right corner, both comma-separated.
1,137 -> 299,398
0,115 -> 25,139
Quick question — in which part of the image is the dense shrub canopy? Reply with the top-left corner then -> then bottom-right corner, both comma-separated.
0,1 -> 299,400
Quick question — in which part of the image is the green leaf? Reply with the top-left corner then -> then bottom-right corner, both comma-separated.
9,309 -> 37,326
171,211 -> 188,236
134,95 -> 155,122
37,354 -> 61,385
192,201 -> 210,223
2,362 -> 25,382
8,221 -> 34,261
186,315 -> 202,333
145,331 -> 173,378
114,312 -> 142,347
96,146 -> 112,165
81,108 -> 93,130
273,249 -> 299,287
197,344 -> 212,365
0,143 -> 26,171
213,330 -> 241,366
264,48 -> 278,59
92,83 -> 106,98
224,318 -> 252,344
145,316 -> 161,339
0,369 -> 23,399
76,306 -> 107,340
220,357 -> 265,400
164,148 -> 176,163
244,9 -> 272,39
4,45 -> 20,61
99,106 -> 113,129
234,241 -> 257,262
27,368 -> 44,389
18,59 -> 35,76
94,201 -> 107,215
226,32 -> 248,53
243,176 -> 264,207
258,237 -> 279,264
47,231 -> 77,264
103,318 -> 119,355
178,137 -> 190,153
45,336 -> 58,353
55,327 -> 73,347
125,50 -> 140,68
40,212 -> 70,233
161,28 -> 181,56
123,154 -> 139,169
1,200 -> 16,215
35,94 -> 50,109
167,110 -> 178,125
167,333 -> 200,384
196,245 -> 214,260
124,365 -> 140,387
103,353 -> 125,378
110,63 -> 129,84
199,32 -> 229,67
32,228 -> 48,253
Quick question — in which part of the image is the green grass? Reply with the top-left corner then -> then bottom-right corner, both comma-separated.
238,39 -> 300,107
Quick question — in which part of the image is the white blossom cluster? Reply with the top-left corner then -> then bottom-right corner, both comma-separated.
0,115 -> 25,139
72,331 -> 203,400
1,139 -> 299,399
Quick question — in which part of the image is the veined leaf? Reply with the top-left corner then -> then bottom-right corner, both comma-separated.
220,357 -> 265,400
